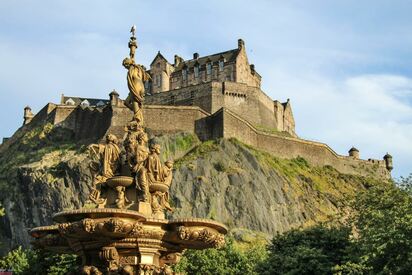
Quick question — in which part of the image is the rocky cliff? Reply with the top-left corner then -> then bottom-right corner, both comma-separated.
0,123 -> 379,255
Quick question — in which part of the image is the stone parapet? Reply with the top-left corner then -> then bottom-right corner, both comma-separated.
218,108 -> 390,179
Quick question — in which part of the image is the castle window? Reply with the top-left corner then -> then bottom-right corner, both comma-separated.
65,98 -> 75,105
194,65 -> 199,78
170,95 -> 175,105
80,99 -> 90,107
206,63 -> 212,75
219,60 -> 224,71
144,81 -> 150,90
96,101 -> 105,107
190,91 -> 195,99
156,75 -> 162,87
156,63 -> 160,68
182,69 -> 187,80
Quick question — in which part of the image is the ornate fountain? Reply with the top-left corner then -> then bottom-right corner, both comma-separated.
29,27 -> 227,275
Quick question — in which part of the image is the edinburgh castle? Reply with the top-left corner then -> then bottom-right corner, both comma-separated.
4,39 -> 393,180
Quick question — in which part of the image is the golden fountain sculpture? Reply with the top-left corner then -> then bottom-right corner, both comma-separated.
29,27 -> 227,275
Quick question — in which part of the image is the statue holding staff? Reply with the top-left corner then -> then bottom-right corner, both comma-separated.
123,26 -> 151,124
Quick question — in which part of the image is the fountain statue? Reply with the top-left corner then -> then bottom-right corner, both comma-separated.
29,27 -> 227,275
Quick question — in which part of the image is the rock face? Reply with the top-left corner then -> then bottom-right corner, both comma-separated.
0,125 -> 372,255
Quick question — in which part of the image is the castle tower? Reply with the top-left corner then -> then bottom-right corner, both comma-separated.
383,153 -> 393,171
109,89 -> 120,106
348,147 -> 360,159
23,106 -> 34,125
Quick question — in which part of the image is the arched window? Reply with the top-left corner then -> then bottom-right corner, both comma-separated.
219,60 -> 224,72
194,65 -> 199,78
206,63 -> 212,75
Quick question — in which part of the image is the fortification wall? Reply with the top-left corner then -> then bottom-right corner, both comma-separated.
49,105 -> 112,141
145,81 -> 281,133
219,108 -> 390,179
145,82 -> 215,114
105,105 -> 210,140
222,82 -> 276,129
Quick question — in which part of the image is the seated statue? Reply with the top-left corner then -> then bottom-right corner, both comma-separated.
145,142 -> 174,215
87,134 -> 121,205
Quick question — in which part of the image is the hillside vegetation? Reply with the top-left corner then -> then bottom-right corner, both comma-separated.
0,124 -> 384,255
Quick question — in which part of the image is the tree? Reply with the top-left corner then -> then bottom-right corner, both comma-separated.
349,176 -> 412,274
173,237 -> 266,275
0,248 -> 78,275
259,225 -> 353,275
0,202 -> 4,217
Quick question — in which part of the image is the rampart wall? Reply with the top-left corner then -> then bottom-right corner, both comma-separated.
145,81 -> 283,133
219,108 -> 390,179
105,105 -> 210,140
12,99 -> 390,179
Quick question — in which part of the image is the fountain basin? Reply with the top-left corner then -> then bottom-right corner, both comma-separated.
106,176 -> 134,188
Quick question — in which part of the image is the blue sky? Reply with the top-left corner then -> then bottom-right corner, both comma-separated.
0,1 -> 411,178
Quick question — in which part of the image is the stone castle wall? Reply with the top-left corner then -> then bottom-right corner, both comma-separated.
11,95 -> 390,180
219,108 -> 390,179
144,81 -> 295,136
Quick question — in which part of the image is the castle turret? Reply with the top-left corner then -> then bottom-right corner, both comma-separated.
349,147 -> 359,159
238,38 -> 245,50
23,106 -> 34,125
109,90 -> 120,106
174,55 -> 183,67
383,153 -> 393,171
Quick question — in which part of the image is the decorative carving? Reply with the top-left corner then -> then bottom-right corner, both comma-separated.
138,264 -> 174,275
130,221 -> 144,236
121,264 -> 135,275
99,246 -> 120,272
80,266 -> 103,275
82,218 -> 96,233
177,226 -> 225,248
160,252 -> 182,265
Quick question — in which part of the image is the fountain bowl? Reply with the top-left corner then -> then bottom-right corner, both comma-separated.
106,176 -> 134,188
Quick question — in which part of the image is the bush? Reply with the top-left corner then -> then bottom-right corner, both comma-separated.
173,237 -> 266,275
259,225 -> 353,275
0,248 -> 78,275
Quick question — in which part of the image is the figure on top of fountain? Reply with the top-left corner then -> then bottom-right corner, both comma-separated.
122,25 -> 151,125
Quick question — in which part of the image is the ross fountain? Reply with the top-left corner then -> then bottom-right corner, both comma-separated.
29,27 -> 227,275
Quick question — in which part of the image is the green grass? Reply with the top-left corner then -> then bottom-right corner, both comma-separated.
161,133 -> 199,161
174,139 -> 220,168
0,123 -> 81,191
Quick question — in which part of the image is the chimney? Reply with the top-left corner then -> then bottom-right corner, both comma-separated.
109,89 -> 120,106
193,52 -> 199,59
23,106 -> 34,125
238,39 -> 245,49
174,55 -> 183,67
250,64 -> 255,74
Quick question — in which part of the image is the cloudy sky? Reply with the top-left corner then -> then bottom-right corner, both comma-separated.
0,1 -> 411,178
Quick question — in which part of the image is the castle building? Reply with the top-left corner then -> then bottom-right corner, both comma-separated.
2,39 -> 393,180
144,39 -> 296,137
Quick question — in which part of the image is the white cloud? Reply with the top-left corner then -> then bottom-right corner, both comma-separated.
263,71 -> 412,177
